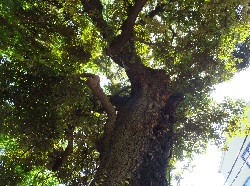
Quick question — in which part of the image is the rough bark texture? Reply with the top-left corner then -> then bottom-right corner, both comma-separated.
80,1 -> 183,185
90,66 -> 177,186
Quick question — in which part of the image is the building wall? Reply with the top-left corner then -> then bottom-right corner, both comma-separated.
219,109 -> 250,186
219,136 -> 250,186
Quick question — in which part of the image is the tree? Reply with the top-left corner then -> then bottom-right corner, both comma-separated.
0,0 -> 250,185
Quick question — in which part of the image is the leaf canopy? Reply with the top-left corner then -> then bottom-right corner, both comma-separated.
0,0 -> 250,185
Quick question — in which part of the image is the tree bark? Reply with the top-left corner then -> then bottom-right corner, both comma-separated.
91,65 -> 178,186
80,1 -> 182,185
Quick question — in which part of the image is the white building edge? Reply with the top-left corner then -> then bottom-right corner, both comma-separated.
219,106 -> 250,186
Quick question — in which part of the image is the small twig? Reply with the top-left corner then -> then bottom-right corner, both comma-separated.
134,37 -> 167,47
169,26 -> 177,38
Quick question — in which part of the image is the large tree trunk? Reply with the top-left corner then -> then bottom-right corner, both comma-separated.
91,66 -> 179,186
80,2 -> 180,184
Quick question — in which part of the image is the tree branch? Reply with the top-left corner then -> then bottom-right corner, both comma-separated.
109,86 -> 131,110
136,1 -> 177,35
109,0 -> 148,55
147,3 -> 167,19
145,0 -> 178,18
81,0 -> 148,69
73,73 -> 117,140
52,126 -> 74,172
133,37 -> 167,47
81,0 -> 113,39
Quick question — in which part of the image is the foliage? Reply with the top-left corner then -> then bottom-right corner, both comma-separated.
0,0 -> 250,185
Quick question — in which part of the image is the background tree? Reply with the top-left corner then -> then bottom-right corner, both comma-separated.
0,0 -> 250,185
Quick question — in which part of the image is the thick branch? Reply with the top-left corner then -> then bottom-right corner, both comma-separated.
109,0 -> 148,55
146,0 -> 178,19
111,0 -> 177,53
147,3 -> 166,19
112,86 -> 130,97
52,126 -> 74,172
81,0 -> 113,39
81,0 -> 148,69
109,86 -> 131,110
136,2 -> 167,27
73,73 -> 117,137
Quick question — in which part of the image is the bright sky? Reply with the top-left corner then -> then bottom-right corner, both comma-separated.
178,145 -> 226,186
178,66 -> 250,186
212,67 -> 250,102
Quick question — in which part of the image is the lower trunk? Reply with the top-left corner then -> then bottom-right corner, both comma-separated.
91,68 -> 177,186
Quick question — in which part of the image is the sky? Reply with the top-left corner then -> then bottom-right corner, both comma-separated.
177,66 -> 250,186
177,145 -> 226,186
212,67 -> 250,102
